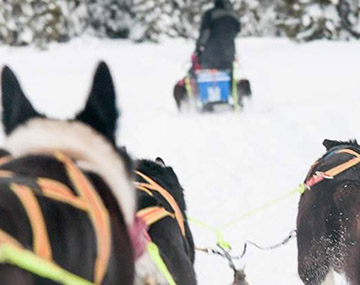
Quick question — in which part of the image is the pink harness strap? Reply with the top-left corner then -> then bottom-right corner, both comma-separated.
129,217 -> 148,259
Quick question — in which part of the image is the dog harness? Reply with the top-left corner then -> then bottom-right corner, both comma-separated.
0,152 -> 112,285
304,148 -> 360,190
135,170 -> 185,285
135,171 -> 186,237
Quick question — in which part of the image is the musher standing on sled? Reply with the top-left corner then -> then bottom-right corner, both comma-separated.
195,0 -> 241,70
173,0 -> 250,111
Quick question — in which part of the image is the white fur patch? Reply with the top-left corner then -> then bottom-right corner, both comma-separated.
135,252 -> 168,285
321,270 -> 335,285
3,118 -> 135,225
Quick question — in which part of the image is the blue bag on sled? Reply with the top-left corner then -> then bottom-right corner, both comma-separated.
196,70 -> 231,104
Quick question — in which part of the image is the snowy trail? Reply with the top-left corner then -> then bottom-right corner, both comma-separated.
1,38 -> 360,284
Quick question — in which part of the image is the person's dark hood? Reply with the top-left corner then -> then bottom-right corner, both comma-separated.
214,0 -> 232,9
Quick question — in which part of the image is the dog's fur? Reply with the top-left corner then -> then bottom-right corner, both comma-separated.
297,139 -> 360,285
0,63 -> 136,284
173,82 -> 189,111
136,158 -> 196,285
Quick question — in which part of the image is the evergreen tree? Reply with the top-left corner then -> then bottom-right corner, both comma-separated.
0,0 -> 86,47
129,0 -> 172,42
276,0 -> 359,41
167,0 -> 208,39
88,0 -> 132,38
337,0 -> 360,38
1,0 -> 359,47
167,0 -> 278,39
235,0 -> 262,36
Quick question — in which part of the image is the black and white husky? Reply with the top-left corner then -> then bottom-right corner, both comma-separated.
0,63 -> 164,284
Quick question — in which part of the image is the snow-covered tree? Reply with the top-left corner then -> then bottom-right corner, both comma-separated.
276,0 -> 360,41
1,0 -> 359,47
337,0 -> 360,38
169,0 -> 278,39
167,0 -> 208,39
234,0 -> 275,36
0,0 -> 86,48
88,0 -> 132,38
128,0 -> 171,42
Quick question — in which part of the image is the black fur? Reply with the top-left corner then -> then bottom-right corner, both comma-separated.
0,155 -> 134,284
115,147 -> 134,180
173,83 -> 189,110
238,79 -> 252,98
0,63 -> 134,284
323,138 -> 359,151
297,139 -> 360,285
1,63 -> 119,145
1,66 -> 44,135
136,158 -> 196,285
155,157 -> 166,167
75,61 -> 119,145
0,148 -> 10,158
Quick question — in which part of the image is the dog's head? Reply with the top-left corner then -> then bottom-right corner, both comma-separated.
1,62 -> 136,225
323,139 -> 360,152
136,157 -> 187,214
1,62 -> 118,145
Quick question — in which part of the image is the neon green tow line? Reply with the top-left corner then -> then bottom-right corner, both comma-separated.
147,242 -> 176,285
0,244 -> 94,285
188,217 -> 231,250
219,184 -> 305,230
184,76 -> 194,101
189,183 -> 306,249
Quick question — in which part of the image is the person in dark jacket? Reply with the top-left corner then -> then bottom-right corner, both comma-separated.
196,0 -> 241,70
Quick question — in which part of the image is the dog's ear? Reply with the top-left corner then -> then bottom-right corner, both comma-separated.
323,139 -> 340,150
155,157 -> 166,167
1,66 -> 42,135
75,62 -> 119,144
118,146 -> 127,153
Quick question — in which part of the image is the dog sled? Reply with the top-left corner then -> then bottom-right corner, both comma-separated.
174,61 -> 252,112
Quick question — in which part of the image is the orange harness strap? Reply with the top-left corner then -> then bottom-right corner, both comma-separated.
9,184 -> 52,261
0,229 -> 23,249
137,207 -> 175,228
0,156 -> 12,166
0,172 -> 89,212
324,149 -> 360,177
135,171 -> 186,236
135,184 -> 153,196
56,152 -> 111,285
0,170 -> 14,178
37,178 -> 89,211
306,148 -> 360,189
0,153 -> 111,284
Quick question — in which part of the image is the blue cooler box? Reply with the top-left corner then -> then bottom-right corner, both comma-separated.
196,70 -> 231,103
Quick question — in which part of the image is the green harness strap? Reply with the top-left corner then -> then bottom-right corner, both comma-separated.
0,244 -> 95,285
184,76 -> 194,101
147,242 -> 176,285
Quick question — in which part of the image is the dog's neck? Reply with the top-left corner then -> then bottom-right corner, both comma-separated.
3,118 -> 135,225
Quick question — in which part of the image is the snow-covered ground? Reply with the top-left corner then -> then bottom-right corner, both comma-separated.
1,37 -> 360,284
